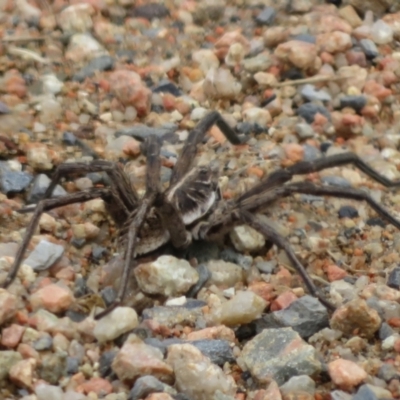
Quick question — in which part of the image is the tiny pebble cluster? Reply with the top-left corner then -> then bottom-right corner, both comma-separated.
1,0 -> 400,399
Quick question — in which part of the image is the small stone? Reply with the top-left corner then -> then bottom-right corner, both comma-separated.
189,339 -> 235,366
66,33 -> 108,63
339,95 -> 367,112
76,377 -> 113,396
112,335 -> 174,383
206,260 -> 245,288
297,103 -> 331,123
214,290 -> 267,326
230,225 -> 266,252
328,359 -> 367,390
317,31 -> 352,53
387,267 -> 400,289
94,307 -> 138,342
295,123 -> 315,139
301,84 -> 331,102
0,289 -> 18,325
129,375 -> 177,400
38,351 -> 67,384
338,205 -> 359,219
131,3 -> 170,20
280,375 -> 315,397
371,19 -> 393,45
26,145 -> 53,170
255,6 -> 276,25
242,107 -> 272,127
27,174 -> 67,204
134,255 -> 199,297
73,55 -> 115,82
237,328 -> 321,385
275,41 -> 318,69
30,283 -> 74,313
9,358 -> 36,389
256,296 -> 329,339
167,343 -> 237,400
330,298 -> 381,338
24,240 -> 64,271
203,68 -> 242,100
35,383 -> 64,400
109,70 -> 151,116
0,350 -> 22,381
359,39 -> 379,59
1,324 -> 25,348
242,52 -> 273,73
41,74 -> 64,95
0,170 -> 33,194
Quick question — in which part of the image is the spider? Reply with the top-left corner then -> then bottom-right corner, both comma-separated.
3,111 -> 400,319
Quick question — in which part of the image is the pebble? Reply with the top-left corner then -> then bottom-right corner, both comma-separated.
35,383 -> 64,400
237,327 -> 321,385
280,375 -> 315,398
274,41 -> 318,69
26,145 -> 53,170
166,343 -> 237,400
29,283 -> 74,313
189,339 -> 235,366
94,307 -> 138,342
301,84 -> 332,102
0,170 -> 33,194
112,334 -> 174,383
24,240 -> 64,271
359,39 -> 379,59
330,299 -> 381,338
73,55 -> 115,82
256,296 -> 329,339
27,173 -> 67,203
0,289 -> 18,325
338,205 -> 359,219
129,375 -> 177,400
206,260 -> 244,288
230,225 -> 266,252
328,359 -> 367,390
212,290 -> 267,326
134,255 -> 199,297
255,7 -> 276,25
297,103 -> 331,123
387,267 -> 400,289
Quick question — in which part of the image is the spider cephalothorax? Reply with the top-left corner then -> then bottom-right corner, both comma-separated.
4,111 -> 400,318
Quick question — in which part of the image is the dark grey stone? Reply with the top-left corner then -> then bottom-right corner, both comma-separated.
297,103 -> 331,123
378,322 -> 394,340
255,7 -> 276,25
189,339 -> 235,366
256,296 -> 329,339
66,357 -> 80,375
129,375 -> 176,400
131,3 -> 170,20
339,95 -> 367,113
359,39 -> 379,58
153,80 -> 182,96
186,264 -> 211,298
73,55 -> 115,82
338,205 -> 359,219
378,363 -> 399,382
387,267 -> 400,289
99,350 -> 117,377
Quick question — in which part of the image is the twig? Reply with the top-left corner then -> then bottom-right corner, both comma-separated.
7,47 -> 50,64
274,74 -> 352,88
2,36 -> 46,43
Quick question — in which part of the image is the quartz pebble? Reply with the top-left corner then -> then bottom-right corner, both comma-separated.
94,307 -> 138,342
166,343 -> 237,400
134,255 -> 199,297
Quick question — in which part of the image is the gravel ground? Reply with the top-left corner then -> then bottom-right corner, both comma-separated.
2,0 -> 400,399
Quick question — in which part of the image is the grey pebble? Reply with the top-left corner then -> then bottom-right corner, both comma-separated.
339,95 -> 367,113
24,240 -> 65,271
0,170 -> 33,194
189,339 -> 235,366
115,124 -> 177,140
255,6 -> 276,25
99,350 -> 117,377
321,176 -> 352,188
129,375 -> 177,400
27,173 -> 67,204
38,352 -> 67,384
359,39 -> 379,58
255,295 -> 329,339
302,144 -> 321,162
352,384 -> 379,400
73,55 -> 115,82
301,84 -> 332,102
297,103 -> 331,123
387,266 -> 400,289
33,334 -> 53,351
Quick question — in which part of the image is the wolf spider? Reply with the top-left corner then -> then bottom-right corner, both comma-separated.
3,111 -> 400,318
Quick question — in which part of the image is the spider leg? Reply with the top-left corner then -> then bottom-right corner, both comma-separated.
95,135 -> 162,319
277,181 -> 400,230
1,188 -> 112,288
239,152 -> 400,202
239,209 -> 335,311
170,111 -> 241,186
41,160 -> 138,213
